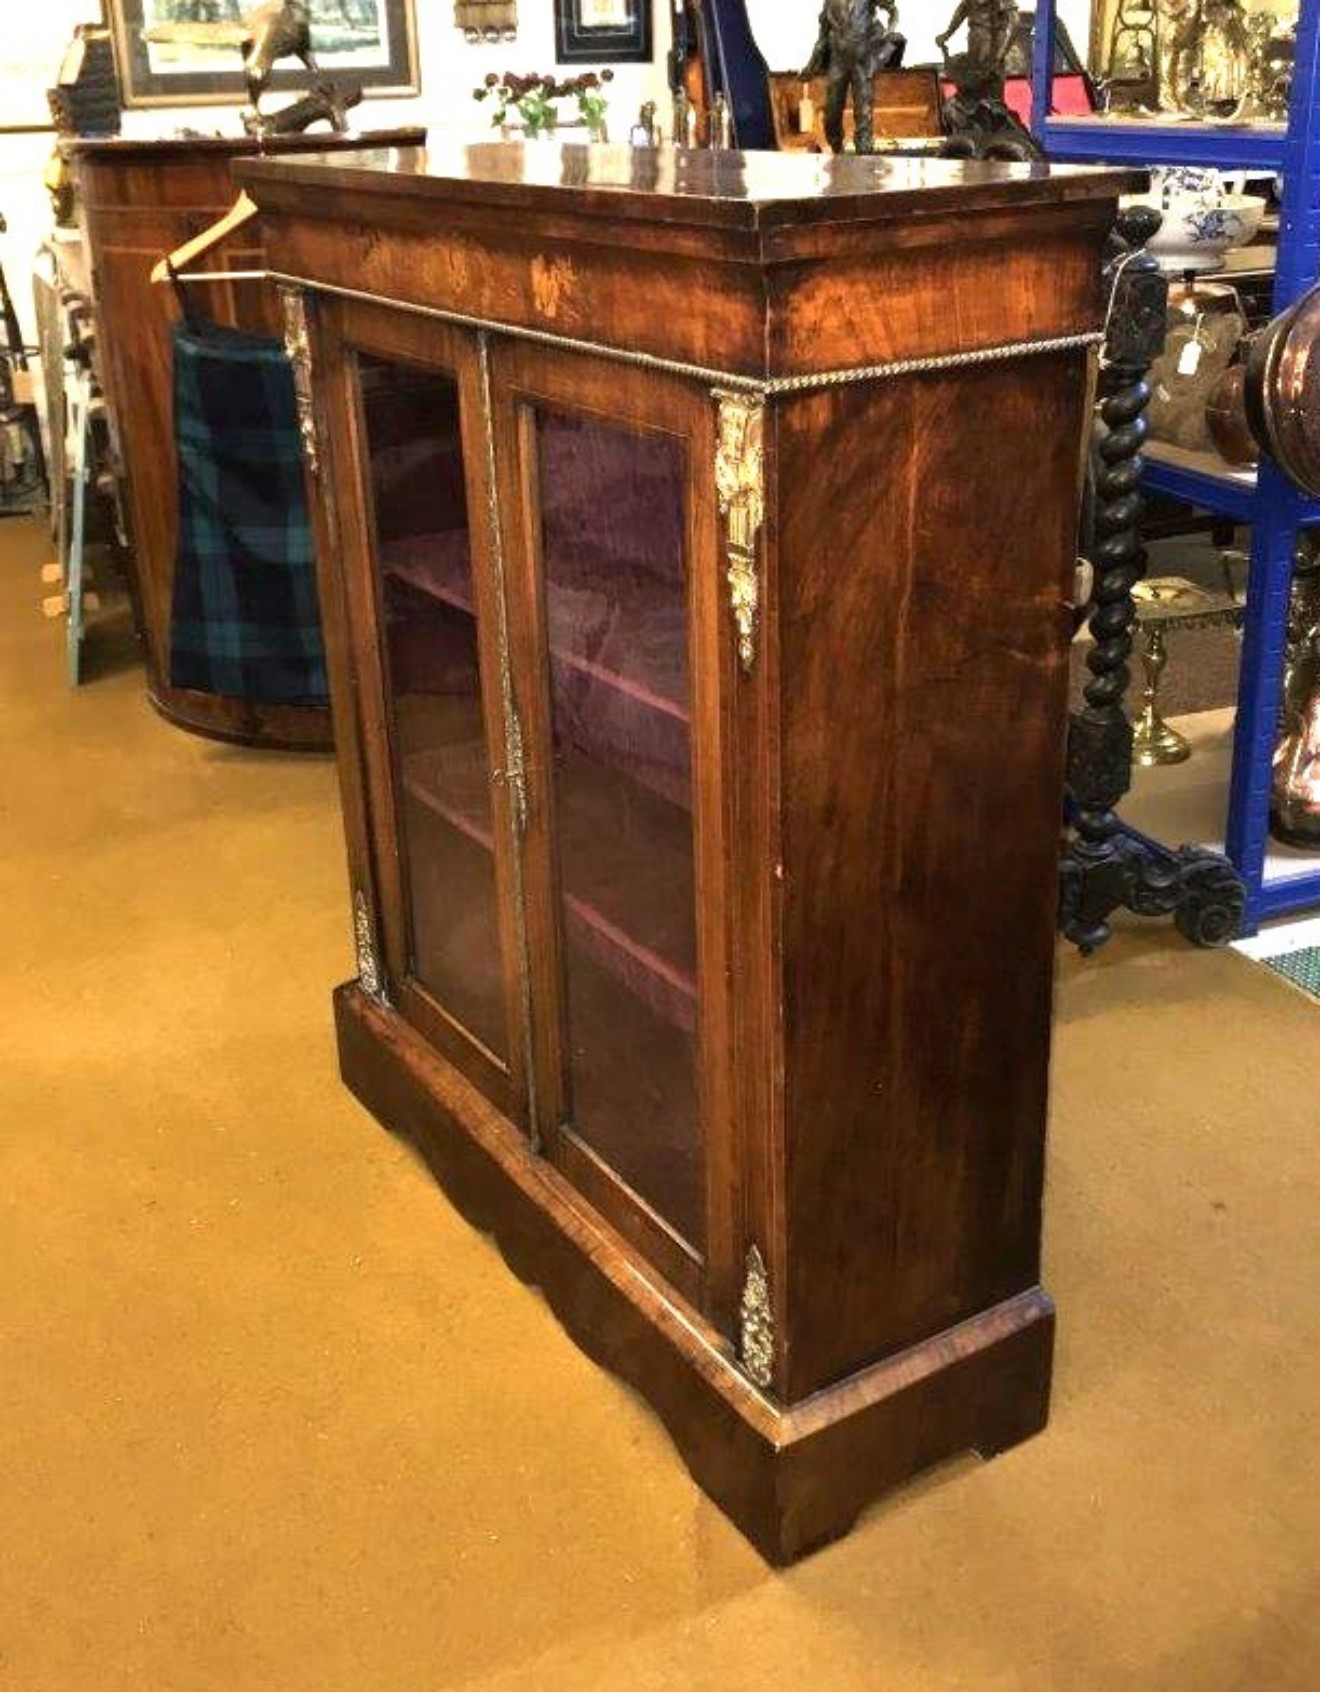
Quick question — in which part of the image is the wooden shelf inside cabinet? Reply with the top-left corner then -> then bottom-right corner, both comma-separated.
239,141 -> 1133,1563
402,740 -> 696,1032
384,535 -> 691,729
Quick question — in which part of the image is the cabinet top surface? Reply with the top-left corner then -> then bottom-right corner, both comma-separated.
64,128 -> 427,162
235,141 -> 1138,231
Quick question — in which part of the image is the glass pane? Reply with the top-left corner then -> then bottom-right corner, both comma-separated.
535,410 -> 702,1249
359,355 -> 507,1062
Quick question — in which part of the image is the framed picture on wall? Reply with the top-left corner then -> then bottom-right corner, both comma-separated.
554,0 -> 652,64
108,0 -> 419,108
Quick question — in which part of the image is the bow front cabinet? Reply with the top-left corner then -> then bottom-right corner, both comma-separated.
238,143 -> 1130,1562
66,130 -> 423,747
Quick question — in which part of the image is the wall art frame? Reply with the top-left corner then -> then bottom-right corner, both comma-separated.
554,0 -> 652,64
108,0 -> 419,109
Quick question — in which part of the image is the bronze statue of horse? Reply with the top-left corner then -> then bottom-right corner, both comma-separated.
240,0 -> 318,114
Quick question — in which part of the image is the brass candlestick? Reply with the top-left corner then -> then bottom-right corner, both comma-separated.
1130,576 -> 1245,766
1132,621 -> 1192,764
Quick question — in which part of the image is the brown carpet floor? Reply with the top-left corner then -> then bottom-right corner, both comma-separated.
2,514 -> 1316,1690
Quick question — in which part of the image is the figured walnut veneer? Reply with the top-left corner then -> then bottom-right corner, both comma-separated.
236,141 -> 1138,1561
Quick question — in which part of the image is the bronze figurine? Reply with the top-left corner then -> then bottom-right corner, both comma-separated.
1154,0 -> 1201,110
1197,0 -> 1253,110
800,0 -> 905,155
237,0 -> 360,136
241,0 -> 318,113
242,80 -> 362,136
935,0 -> 1043,159
934,0 -> 1017,80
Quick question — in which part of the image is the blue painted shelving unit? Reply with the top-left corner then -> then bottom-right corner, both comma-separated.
1031,0 -> 1320,929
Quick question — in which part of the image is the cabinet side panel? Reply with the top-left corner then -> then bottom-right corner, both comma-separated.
776,355 -> 1086,1399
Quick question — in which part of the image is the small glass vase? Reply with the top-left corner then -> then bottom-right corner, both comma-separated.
499,121 -> 555,143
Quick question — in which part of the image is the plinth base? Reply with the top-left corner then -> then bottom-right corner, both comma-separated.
148,679 -> 333,751
334,983 -> 1055,1564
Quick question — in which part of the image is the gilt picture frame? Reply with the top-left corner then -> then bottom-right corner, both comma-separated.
108,0 -> 419,109
554,0 -> 652,65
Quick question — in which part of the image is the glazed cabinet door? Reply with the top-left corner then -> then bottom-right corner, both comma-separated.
312,300 -> 530,1126
486,343 -> 737,1313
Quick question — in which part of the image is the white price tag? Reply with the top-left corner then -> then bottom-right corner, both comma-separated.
1177,338 -> 1204,377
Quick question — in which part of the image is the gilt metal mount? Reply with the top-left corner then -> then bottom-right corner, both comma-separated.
280,285 -> 319,476
504,706 -> 529,837
739,1245 -> 774,1389
354,889 -> 384,1002
714,390 -> 766,673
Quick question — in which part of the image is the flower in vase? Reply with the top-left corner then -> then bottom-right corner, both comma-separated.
474,68 -> 613,140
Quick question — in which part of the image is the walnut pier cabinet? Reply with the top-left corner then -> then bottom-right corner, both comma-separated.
238,143 -> 1132,1563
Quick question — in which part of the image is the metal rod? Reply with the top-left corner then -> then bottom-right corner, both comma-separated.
169,269 -> 270,285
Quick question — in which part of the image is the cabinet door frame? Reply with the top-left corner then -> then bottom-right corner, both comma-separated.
486,339 -> 738,1319
313,296 -> 532,1127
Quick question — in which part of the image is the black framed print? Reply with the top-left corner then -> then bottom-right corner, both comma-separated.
554,0 -> 652,65
108,0 -> 419,108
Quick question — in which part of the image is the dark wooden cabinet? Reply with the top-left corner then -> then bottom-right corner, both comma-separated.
68,132 -> 422,749
238,142 -> 1134,1561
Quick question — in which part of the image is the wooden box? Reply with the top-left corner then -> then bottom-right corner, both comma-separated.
767,68 -> 944,150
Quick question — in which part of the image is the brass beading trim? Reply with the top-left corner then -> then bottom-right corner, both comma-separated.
267,270 -> 1102,396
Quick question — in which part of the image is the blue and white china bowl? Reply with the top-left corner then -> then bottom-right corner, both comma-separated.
1120,192 -> 1267,273
1149,165 -> 1222,207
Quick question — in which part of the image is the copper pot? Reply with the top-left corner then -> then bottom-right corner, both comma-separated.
1272,689 -> 1320,848
1168,277 -> 1244,323
1205,363 -> 1258,466
1244,283 -> 1320,495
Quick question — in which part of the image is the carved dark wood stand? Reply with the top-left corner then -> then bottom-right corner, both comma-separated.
1059,207 -> 1247,952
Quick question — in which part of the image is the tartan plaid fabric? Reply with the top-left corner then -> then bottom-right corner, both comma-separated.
169,317 -> 328,705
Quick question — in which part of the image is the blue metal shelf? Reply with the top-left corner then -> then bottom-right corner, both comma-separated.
1041,116 -> 1287,170
1142,448 -> 1258,519
1032,0 -> 1320,932
1255,870 -> 1320,920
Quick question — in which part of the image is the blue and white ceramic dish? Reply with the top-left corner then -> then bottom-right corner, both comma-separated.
1121,192 -> 1267,273
1149,166 -> 1223,207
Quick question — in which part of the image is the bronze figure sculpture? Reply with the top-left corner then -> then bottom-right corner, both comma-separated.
1195,0 -> 1252,110
801,0 -> 905,155
935,0 -> 1043,159
237,0 -> 358,136
244,80 -> 362,135
934,0 -> 1017,78
241,0 -> 318,118
1154,0 -> 1202,110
